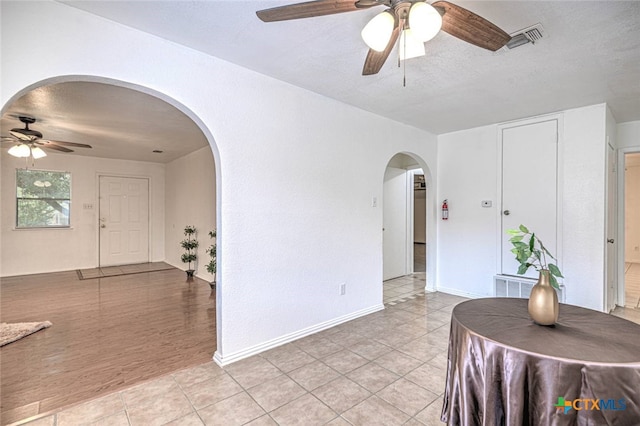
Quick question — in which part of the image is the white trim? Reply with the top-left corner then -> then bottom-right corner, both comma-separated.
617,146 -> 640,307
212,303 -> 385,367
435,285 -> 485,300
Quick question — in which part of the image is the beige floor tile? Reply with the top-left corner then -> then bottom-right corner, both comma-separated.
342,395 -> 410,426
295,337 -> 343,359
312,376 -> 371,414
404,363 -> 448,395
376,378 -> 439,417
162,412 -> 204,426
321,349 -> 369,374
88,410 -> 130,426
269,394 -> 337,426
325,417 -> 352,425
261,345 -> 316,373
414,399 -> 446,426
182,373 -> 243,410
287,361 -> 340,391
244,415 -> 279,425
126,385 -> 193,426
397,336 -> 448,362
197,392 -> 265,426
346,363 -> 399,393
373,350 -> 423,375
326,331 -> 366,347
224,357 -> 282,389
247,375 -> 307,412
121,376 -> 177,407
173,362 -> 226,388
348,339 -> 393,360
57,393 -> 124,426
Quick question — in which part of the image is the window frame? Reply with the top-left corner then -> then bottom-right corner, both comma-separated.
15,168 -> 72,229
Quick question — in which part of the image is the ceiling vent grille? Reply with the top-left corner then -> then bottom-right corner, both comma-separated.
506,23 -> 545,49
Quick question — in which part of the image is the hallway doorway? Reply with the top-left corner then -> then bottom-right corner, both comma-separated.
624,152 -> 640,309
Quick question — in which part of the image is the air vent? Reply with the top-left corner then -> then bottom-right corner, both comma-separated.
506,23 -> 545,49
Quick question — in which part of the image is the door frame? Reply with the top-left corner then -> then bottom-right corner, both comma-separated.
96,173 -> 152,267
495,113 -> 565,280
616,146 -> 640,307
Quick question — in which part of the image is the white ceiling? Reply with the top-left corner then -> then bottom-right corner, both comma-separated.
3,1 -> 640,163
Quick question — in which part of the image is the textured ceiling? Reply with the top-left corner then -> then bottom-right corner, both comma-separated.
59,0 -> 640,134
3,1 -> 640,163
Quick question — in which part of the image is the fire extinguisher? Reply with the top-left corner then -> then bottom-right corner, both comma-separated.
442,199 -> 449,220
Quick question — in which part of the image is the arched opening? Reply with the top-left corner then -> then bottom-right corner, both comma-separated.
0,76 -> 222,419
382,152 -> 435,304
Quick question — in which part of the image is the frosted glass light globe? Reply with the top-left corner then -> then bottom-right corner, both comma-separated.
409,1 -> 443,42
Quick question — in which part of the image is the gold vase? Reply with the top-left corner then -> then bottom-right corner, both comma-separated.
528,270 -> 559,326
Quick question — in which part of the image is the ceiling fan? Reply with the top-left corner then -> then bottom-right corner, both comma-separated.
2,115 -> 92,160
256,0 -> 511,75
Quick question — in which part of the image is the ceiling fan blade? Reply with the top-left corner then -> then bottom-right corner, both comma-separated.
42,144 -> 73,153
9,130 -> 35,141
362,23 -> 400,75
257,0 -> 379,22
432,1 -> 510,51
39,139 -> 93,149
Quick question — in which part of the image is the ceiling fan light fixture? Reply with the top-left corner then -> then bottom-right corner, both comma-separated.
399,28 -> 426,60
361,10 -> 395,52
409,1 -> 443,42
31,146 -> 47,159
8,143 -> 31,158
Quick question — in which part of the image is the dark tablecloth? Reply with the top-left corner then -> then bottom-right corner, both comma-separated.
441,298 -> 640,425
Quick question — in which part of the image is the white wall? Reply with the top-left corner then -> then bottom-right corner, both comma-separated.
1,1 -> 437,363
436,124 -> 498,298
617,121 -> 640,149
0,152 -> 165,276
436,104 -> 610,310
165,146 -> 216,280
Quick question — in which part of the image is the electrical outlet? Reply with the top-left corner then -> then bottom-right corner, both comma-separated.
83,203 -> 94,210
340,283 -> 346,296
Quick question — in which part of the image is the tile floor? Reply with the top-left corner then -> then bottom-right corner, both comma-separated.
382,274 -> 427,305
13,276 -> 640,426
624,262 -> 640,309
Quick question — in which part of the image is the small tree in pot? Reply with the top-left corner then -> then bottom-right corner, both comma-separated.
206,229 -> 217,289
181,225 -> 198,277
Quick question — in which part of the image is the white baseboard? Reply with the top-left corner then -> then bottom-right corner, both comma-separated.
213,303 -> 385,367
435,285 -> 485,300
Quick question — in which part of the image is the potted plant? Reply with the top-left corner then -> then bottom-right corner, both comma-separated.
206,229 -> 217,289
180,225 -> 198,278
507,224 -> 564,326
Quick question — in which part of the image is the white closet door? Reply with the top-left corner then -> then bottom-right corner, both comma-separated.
501,119 -> 558,278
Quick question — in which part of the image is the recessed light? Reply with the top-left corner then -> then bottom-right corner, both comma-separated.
152,150 -> 163,153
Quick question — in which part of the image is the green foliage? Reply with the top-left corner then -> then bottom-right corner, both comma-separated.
507,225 -> 564,290
16,169 -> 70,227
181,225 -> 198,270
206,229 -> 217,276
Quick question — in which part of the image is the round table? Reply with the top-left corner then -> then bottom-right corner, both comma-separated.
440,298 -> 640,425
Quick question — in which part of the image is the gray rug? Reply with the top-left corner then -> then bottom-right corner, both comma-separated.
0,321 -> 52,346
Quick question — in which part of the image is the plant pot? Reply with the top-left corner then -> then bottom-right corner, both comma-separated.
528,270 -> 559,326
209,280 -> 216,290
186,270 -> 195,278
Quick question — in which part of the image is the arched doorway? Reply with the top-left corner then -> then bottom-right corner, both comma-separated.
0,76 -> 222,420
382,152 -> 434,304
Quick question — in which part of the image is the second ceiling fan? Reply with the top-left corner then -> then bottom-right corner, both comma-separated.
257,0 -> 511,75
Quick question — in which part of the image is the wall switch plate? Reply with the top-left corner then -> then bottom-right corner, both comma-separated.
83,203 -> 94,210
481,200 -> 492,207
340,283 -> 346,295
371,197 -> 377,207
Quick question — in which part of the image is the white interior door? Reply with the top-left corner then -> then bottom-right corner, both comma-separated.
606,143 -> 617,311
99,176 -> 149,266
383,167 -> 407,280
501,120 -> 558,278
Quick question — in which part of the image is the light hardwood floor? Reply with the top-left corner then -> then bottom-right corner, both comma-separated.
0,267 -> 216,424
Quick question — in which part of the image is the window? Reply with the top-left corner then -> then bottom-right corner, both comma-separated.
16,169 -> 71,228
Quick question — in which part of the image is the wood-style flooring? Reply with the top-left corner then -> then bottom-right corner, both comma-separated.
0,267 -> 216,424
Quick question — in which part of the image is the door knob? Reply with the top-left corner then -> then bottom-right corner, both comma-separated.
607,239 -> 614,243
503,210 -> 510,216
